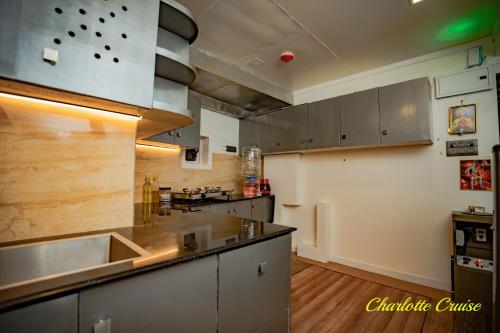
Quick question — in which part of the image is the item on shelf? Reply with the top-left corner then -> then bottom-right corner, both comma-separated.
152,175 -> 160,203
143,176 -> 152,203
260,178 -> 271,196
467,205 -> 485,213
159,187 -> 172,202
244,176 -> 260,198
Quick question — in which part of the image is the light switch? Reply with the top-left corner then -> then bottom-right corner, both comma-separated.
43,47 -> 58,64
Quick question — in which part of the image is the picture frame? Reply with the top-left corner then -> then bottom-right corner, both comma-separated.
459,159 -> 491,191
448,104 -> 476,135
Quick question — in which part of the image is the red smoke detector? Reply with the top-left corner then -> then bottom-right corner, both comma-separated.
280,51 -> 294,63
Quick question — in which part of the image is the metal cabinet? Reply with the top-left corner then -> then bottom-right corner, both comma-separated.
251,197 -> 274,223
144,90 -> 201,148
339,88 -> 380,147
79,256 -> 218,333
218,235 -> 291,333
307,97 -> 340,149
175,91 -> 201,148
379,77 -> 432,144
0,294 -> 78,333
211,200 -> 253,220
279,104 -> 308,152
256,111 -> 283,154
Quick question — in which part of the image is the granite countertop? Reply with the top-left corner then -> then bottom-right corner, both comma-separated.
0,203 -> 294,311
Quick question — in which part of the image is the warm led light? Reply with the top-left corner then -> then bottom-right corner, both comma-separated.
136,143 -> 179,151
409,0 -> 423,5
0,92 -> 141,122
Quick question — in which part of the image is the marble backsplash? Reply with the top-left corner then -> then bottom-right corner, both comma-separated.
135,146 -> 243,202
0,95 -> 137,242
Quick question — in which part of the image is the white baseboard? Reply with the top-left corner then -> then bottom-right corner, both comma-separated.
297,243 -> 329,263
329,254 -> 450,291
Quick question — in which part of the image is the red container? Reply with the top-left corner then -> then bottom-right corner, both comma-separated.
260,178 -> 271,196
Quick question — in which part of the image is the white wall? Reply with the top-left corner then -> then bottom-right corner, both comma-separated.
201,108 -> 239,155
266,38 -> 500,290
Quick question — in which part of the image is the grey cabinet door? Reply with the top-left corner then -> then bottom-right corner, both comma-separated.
279,104 -> 308,151
239,118 -> 258,154
255,111 -> 282,154
79,256 -> 218,333
218,235 -> 291,333
339,88 -> 380,146
211,201 -> 252,220
251,197 -> 274,223
379,77 -> 432,144
175,91 -> 201,148
308,97 -> 340,149
0,294 -> 78,333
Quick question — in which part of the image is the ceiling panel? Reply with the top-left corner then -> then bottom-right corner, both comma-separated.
177,0 -> 499,90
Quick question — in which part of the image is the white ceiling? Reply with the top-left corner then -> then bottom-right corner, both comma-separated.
178,0 -> 499,91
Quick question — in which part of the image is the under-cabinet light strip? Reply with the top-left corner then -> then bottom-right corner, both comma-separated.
0,92 -> 141,122
135,143 -> 179,151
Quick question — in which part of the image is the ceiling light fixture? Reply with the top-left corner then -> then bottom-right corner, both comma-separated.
0,92 -> 141,122
409,0 -> 423,6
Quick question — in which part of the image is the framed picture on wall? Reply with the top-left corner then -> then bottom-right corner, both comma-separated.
459,159 -> 491,191
448,104 -> 476,135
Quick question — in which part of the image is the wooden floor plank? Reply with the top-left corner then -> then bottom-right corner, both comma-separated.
290,254 -> 460,333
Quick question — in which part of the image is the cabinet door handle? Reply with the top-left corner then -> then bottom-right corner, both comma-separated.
94,318 -> 112,333
251,205 -> 256,209
276,142 -> 281,147
176,132 -> 182,137
258,261 -> 267,276
341,134 -> 347,140
381,129 -> 388,135
227,210 -> 231,214
308,138 -> 313,143
300,139 -> 306,144
233,209 -> 237,213
168,131 -> 174,136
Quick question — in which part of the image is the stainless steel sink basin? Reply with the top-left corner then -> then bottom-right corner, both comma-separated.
0,232 -> 149,290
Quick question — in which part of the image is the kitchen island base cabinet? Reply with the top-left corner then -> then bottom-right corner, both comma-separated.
218,235 -> 291,333
79,256 -> 218,333
0,293 -> 78,333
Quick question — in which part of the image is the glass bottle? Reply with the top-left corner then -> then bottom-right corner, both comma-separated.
143,175 -> 152,203
152,175 -> 160,203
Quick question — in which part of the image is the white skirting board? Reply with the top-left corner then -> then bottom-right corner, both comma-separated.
297,202 -> 331,263
328,254 -> 449,291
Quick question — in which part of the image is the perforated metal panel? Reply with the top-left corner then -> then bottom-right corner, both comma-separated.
0,0 -> 158,108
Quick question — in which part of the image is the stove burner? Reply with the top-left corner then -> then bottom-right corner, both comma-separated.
173,187 -> 233,200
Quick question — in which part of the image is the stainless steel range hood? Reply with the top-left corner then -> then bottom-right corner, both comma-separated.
188,47 -> 292,118
189,68 -> 291,118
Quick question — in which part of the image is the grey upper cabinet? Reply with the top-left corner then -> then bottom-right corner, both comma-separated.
175,91 -> 201,148
218,235 -> 291,333
143,90 -> 201,148
339,88 -> 380,147
279,104 -> 308,152
379,77 -> 432,145
0,294 -> 78,333
79,256 -> 218,333
255,111 -> 282,154
307,97 -> 340,149
0,0 -> 159,108
239,118 -> 257,153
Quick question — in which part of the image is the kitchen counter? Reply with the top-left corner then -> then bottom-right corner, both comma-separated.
0,203 -> 294,311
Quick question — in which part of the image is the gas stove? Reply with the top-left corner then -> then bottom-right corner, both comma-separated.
171,187 -> 234,201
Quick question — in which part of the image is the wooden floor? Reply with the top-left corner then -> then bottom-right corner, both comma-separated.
290,255 -> 489,333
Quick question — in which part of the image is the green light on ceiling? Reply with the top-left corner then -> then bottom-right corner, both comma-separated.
437,6 -> 497,42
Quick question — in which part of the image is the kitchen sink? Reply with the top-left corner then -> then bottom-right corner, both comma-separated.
0,233 -> 149,290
